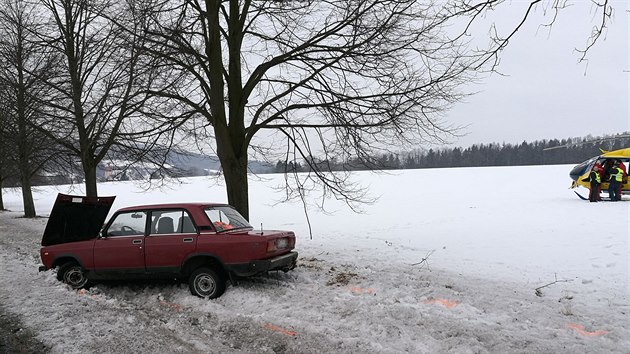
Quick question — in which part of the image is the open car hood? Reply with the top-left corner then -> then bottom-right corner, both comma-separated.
41,194 -> 116,246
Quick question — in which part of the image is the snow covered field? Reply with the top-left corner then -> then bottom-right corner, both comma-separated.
0,164 -> 628,353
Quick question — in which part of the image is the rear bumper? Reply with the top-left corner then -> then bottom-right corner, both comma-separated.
226,251 -> 298,277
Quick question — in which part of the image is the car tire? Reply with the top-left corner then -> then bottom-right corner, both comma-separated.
189,267 -> 225,299
58,262 -> 89,289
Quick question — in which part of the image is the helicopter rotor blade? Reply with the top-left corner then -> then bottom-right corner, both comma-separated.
543,134 -> 630,151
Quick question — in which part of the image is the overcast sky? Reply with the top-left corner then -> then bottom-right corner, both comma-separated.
446,0 -> 629,149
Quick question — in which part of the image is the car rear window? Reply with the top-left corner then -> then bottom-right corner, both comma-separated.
204,206 -> 251,231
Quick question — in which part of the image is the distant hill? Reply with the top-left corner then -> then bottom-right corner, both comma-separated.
166,150 -> 274,175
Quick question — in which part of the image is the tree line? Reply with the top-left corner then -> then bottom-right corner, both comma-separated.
274,134 -> 630,172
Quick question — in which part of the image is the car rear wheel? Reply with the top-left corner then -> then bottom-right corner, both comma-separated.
58,263 -> 89,289
189,267 -> 225,299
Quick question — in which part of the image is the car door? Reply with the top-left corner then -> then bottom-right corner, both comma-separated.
94,210 -> 147,275
144,209 -> 198,274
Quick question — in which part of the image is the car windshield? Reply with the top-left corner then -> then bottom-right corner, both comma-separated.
204,206 -> 252,232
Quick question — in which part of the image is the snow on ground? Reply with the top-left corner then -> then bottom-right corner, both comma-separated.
0,164 -> 629,353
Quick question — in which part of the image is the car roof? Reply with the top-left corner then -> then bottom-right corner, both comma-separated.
116,202 -> 231,212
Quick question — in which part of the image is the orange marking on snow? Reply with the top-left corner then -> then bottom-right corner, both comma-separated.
349,286 -> 375,294
263,323 -> 297,337
566,323 -> 608,337
423,298 -> 460,309
77,289 -> 99,300
159,300 -> 184,312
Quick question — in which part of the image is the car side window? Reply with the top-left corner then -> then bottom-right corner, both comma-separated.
150,210 -> 197,235
106,211 -> 147,236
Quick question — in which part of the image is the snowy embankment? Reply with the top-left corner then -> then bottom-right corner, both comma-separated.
0,165 -> 629,353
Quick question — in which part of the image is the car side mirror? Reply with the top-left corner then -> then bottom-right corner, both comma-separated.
99,230 -> 108,239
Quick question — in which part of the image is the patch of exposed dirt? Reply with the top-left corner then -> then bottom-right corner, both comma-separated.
0,306 -> 49,354
326,269 -> 358,286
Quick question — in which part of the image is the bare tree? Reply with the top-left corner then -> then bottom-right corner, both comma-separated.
0,91 -> 9,211
139,0 -> 613,219
0,104 -> 11,211
0,0 -> 61,217
31,0 -> 169,197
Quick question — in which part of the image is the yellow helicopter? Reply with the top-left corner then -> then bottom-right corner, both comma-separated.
569,147 -> 630,200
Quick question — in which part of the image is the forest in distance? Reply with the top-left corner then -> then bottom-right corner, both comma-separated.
3,133 -> 628,189
273,133 -> 630,173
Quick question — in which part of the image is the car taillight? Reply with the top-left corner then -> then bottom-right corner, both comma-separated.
267,239 -> 276,252
276,238 -> 288,249
267,238 -> 290,252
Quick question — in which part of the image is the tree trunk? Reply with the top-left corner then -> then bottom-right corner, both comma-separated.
215,124 -> 249,220
20,174 -> 35,217
218,151 -> 249,220
82,160 -> 98,197
0,176 -> 4,210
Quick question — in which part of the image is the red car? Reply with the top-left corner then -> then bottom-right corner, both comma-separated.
39,194 -> 298,298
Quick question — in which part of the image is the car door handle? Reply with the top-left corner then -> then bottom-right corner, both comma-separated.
183,238 -> 194,243
132,239 -> 143,245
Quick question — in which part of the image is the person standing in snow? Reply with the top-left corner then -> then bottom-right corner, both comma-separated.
608,163 -> 623,201
602,159 -> 614,181
588,163 -> 602,202
616,160 -> 627,181
616,160 -> 626,199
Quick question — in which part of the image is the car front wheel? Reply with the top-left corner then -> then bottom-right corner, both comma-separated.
189,267 -> 225,299
58,263 -> 89,289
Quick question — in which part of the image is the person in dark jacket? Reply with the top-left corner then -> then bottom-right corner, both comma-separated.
589,164 -> 602,202
608,164 -> 623,201
602,159 -> 614,181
